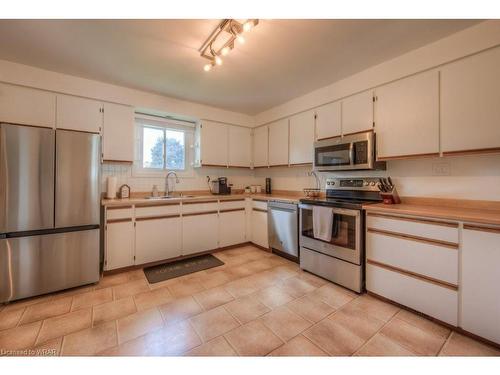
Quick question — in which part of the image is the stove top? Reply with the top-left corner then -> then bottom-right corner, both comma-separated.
300,177 -> 383,209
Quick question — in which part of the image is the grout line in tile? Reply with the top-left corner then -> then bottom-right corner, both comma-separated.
60,335 -> 66,356
15,306 -> 28,328
33,319 -> 44,347
437,329 -> 454,356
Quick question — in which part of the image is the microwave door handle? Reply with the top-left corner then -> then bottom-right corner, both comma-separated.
349,143 -> 355,165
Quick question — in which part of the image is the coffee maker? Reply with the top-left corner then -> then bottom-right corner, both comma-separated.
211,177 -> 231,195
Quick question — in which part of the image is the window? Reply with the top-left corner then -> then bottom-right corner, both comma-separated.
142,126 -> 185,170
134,116 -> 195,177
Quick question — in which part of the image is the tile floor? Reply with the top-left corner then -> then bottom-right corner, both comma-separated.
0,245 -> 499,357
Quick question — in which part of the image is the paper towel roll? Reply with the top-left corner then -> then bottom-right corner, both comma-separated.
106,177 -> 117,199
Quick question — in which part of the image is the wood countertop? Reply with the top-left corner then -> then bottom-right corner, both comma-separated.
364,197 -> 500,226
102,191 -> 305,207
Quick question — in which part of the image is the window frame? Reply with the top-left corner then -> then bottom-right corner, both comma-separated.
133,116 -> 196,178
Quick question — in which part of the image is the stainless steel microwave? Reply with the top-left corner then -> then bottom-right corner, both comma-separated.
313,131 -> 386,171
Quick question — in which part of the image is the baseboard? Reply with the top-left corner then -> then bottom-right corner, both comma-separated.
103,241 -> 265,276
367,291 -> 500,350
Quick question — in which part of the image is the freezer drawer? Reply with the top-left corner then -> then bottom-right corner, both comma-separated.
0,229 -> 99,303
300,246 -> 362,293
55,130 -> 100,227
0,123 -> 55,233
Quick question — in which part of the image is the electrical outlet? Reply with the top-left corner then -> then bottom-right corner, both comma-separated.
432,162 -> 451,176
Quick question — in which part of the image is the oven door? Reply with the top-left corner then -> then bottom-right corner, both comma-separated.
299,203 -> 361,265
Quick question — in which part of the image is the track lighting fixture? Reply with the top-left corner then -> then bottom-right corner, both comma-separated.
199,19 -> 259,72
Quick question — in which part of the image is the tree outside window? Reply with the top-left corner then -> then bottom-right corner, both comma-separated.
142,126 -> 185,170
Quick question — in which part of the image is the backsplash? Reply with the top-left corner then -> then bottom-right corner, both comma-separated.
254,153 -> 500,201
101,164 -> 257,195
103,153 -> 500,201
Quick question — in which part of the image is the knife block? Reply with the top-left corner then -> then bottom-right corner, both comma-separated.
380,187 -> 401,204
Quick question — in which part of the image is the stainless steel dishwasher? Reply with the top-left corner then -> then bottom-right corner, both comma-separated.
267,200 -> 299,260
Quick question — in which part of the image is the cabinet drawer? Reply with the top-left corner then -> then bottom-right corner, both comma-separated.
106,206 -> 133,221
366,263 -> 458,326
252,199 -> 268,211
182,201 -> 219,214
366,213 -> 458,244
366,230 -> 458,285
135,203 -> 181,218
220,199 -> 246,211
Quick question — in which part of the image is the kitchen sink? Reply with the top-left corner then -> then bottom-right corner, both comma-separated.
145,194 -> 197,200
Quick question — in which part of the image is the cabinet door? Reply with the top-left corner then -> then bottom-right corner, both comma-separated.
375,70 -> 439,160
200,120 -> 228,167
102,103 -> 135,162
56,94 -> 103,133
462,225 -> 500,344
252,125 -> 268,167
228,126 -> 251,167
268,119 -> 289,166
441,47 -> 500,155
105,220 -> 135,270
251,210 -> 268,249
0,82 -> 56,128
135,217 -> 182,264
219,210 -> 246,247
289,110 -> 315,165
182,212 -> 219,255
342,90 -> 373,135
315,101 -> 341,140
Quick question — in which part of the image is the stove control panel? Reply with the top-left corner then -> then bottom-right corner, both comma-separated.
326,177 -> 381,192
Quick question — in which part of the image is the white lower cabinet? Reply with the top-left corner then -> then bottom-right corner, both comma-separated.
105,219 -> 135,271
461,224 -> 500,344
135,216 -> 182,264
182,212 -> 219,256
365,212 -> 459,326
366,263 -> 458,326
219,209 -> 246,247
251,209 -> 268,249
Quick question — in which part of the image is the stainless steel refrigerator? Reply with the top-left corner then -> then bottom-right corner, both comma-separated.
0,123 -> 100,303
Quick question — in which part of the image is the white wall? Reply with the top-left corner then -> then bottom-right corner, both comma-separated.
255,20 -> 500,125
0,59 -> 255,127
251,20 -> 500,202
254,154 -> 500,201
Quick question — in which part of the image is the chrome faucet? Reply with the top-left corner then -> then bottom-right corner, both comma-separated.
165,171 -> 180,196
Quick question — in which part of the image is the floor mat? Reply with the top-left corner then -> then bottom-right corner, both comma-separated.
143,254 -> 224,284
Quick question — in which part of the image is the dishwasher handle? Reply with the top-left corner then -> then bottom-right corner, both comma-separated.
269,206 -> 297,213
268,201 -> 298,212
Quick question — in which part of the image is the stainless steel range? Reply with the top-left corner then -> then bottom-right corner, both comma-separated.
299,177 -> 382,293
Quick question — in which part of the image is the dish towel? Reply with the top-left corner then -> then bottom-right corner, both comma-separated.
312,205 -> 333,242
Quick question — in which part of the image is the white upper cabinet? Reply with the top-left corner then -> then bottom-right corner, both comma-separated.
0,83 -> 56,128
342,90 -> 374,135
375,70 -> 439,160
102,103 -> 135,162
315,101 -> 341,140
56,94 -> 103,133
228,126 -> 251,167
268,118 -> 289,166
441,47 -> 500,155
289,110 -> 315,165
200,120 -> 228,167
252,125 -> 268,168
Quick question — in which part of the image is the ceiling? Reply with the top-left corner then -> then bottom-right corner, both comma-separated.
0,19 -> 481,115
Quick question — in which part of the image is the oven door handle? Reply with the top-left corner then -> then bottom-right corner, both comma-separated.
299,204 -> 360,217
